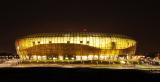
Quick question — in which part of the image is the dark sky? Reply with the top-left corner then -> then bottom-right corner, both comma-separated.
0,0 -> 159,53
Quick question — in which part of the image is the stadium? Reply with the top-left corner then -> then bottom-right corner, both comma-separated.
15,32 -> 136,63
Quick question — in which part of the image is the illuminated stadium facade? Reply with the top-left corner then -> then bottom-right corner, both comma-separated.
15,32 -> 136,63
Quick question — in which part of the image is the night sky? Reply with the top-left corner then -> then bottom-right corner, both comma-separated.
0,1 -> 159,54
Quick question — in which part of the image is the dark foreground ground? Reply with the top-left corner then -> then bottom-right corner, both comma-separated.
0,67 -> 160,82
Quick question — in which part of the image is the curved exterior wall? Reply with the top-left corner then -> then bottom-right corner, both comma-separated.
15,32 -> 136,61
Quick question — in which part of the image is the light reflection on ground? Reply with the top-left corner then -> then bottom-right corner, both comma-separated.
1,59 -> 160,73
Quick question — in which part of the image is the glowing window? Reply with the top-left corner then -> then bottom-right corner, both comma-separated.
82,56 -> 88,60
88,55 -> 93,60
76,56 -> 81,60
59,56 -> 63,60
